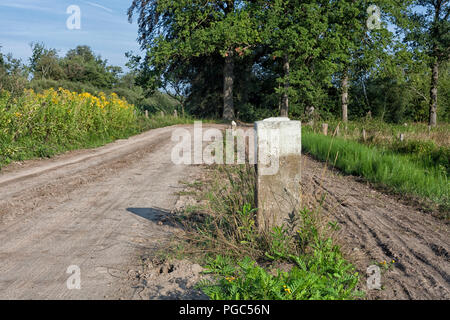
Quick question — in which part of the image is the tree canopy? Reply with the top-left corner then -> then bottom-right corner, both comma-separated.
127,0 -> 449,124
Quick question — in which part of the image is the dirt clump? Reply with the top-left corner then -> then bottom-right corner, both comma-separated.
126,258 -> 209,300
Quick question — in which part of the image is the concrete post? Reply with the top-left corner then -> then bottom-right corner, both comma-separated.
255,117 -> 301,233
160,111 -> 165,117
362,129 -> 367,142
145,110 -> 149,118
174,110 -> 178,118
322,123 -> 328,136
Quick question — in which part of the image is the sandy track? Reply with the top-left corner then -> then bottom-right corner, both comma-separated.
0,125 -> 214,299
301,155 -> 449,300
1,124 -> 448,300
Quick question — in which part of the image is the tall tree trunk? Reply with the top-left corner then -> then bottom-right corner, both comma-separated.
429,61 -> 439,127
223,53 -> 235,121
341,71 -> 349,122
280,54 -> 290,117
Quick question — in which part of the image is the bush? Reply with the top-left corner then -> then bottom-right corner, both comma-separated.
0,88 -> 138,167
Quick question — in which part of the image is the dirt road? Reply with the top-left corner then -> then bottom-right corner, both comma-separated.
301,155 -> 449,300
0,124 -> 448,300
0,125 -> 209,299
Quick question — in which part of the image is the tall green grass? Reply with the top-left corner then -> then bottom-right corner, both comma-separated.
302,130 -> 449,209
0,88 -> 198,169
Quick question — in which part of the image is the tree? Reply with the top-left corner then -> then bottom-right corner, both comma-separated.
0,47 -> 28,98
29,42 -> 63,80
261,0 -> 335,118
128,0 -> 260,120
403,1 -> 449,126
62,45 -> 121,89
326,1 -> 409,122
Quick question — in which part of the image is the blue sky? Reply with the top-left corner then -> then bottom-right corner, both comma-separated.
0,0 -> 142,70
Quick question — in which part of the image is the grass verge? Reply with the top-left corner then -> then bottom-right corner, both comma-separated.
302,129 -> 449,214
0,88 -> 198,169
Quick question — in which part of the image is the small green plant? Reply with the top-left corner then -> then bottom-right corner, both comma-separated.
236,203 -> 257,245
200,239 -> 362,300
265,226 -> 293,261
376,259 -> 397,272
328,221 -> 341,231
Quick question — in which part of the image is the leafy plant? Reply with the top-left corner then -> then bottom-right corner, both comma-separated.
200,238 -> 362,300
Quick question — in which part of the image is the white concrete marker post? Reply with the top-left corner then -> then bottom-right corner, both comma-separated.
255,117 -> 302,233
322,123 -> 328,136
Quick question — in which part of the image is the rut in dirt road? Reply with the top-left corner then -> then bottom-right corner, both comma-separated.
0,125 -> 217,299
301,155 -> 449,300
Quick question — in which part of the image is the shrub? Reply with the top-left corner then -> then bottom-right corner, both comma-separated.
0,88 -> 138,166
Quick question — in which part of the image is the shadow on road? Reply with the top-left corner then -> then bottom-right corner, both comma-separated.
126,207 -> 180,228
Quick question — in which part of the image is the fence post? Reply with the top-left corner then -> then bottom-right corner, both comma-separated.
322,123 -> 328,136
255,117 -> 302,234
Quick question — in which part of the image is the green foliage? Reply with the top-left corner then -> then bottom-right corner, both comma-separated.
1,43 -> 183,117
311,119 -> 450,174
402,0 -> 450,64
302,128 -> 449,208
126,0 -> 450,125
0,88 -> 193,169
128,0 -> 262,119
200,238 -> 361,300
0,50 -> 29,98
197,164 -> 260,255
391,140 -> 450,175
139,113 -> 196,131
0,88 -> 138,166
